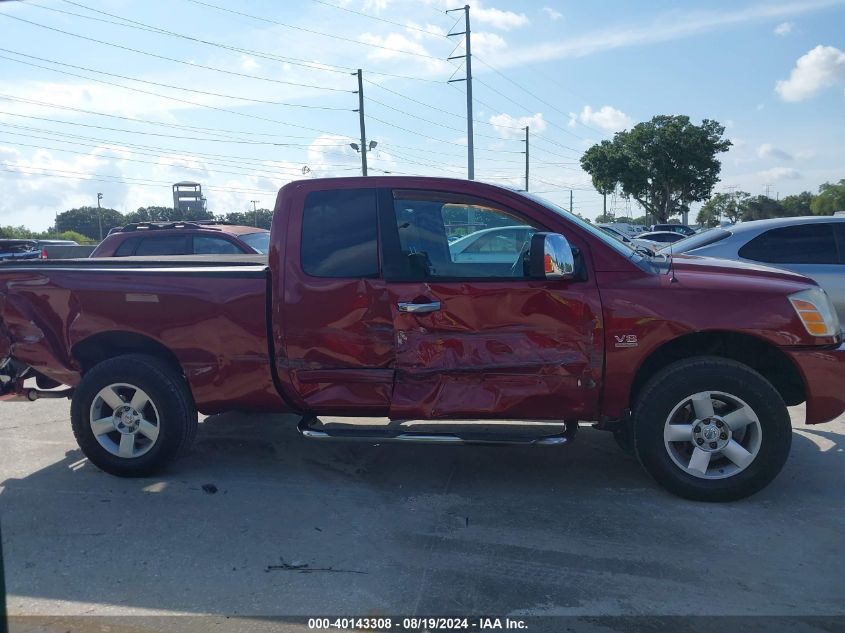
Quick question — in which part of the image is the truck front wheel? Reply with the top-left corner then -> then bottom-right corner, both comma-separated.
632,357 -> 792,501
70,354 -> 197,477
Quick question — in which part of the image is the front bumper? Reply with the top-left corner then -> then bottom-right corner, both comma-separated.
785,342 -> 845,424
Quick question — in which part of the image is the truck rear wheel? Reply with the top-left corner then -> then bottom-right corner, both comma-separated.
632,357 -> 791,501
71,354 -> 197,477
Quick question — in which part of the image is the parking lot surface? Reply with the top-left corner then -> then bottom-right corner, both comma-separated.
1,398 -> 844,620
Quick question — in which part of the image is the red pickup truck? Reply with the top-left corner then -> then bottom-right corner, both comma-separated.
1,177 -> 843,501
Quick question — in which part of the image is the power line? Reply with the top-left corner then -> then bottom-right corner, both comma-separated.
0,113 -> 349,148
309,0 -> 449,38
0,50 -> 351,111
8,5 -> 354,93
184,0 -> 446,60
0,60 -> 356,140
0,137 -> 333,180
7,3 -> 443,85
0,95 -> 324,142
0,164 -> 278,195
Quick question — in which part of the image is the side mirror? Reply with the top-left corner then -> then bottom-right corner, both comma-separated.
529,232 -> 575,280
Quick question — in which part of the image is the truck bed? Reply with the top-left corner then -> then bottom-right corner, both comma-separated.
0,254 -> 283,414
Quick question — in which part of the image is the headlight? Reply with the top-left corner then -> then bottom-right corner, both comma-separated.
789,287 -> 841,337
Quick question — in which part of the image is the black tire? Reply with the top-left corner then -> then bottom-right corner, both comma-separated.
633,356 -> 792,502
71,354 -> 197,477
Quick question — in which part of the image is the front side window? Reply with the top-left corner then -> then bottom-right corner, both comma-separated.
301,188 -> 379,278
240,231 -> 270,254
739,224 -> 840,264
391,191 -> 539,279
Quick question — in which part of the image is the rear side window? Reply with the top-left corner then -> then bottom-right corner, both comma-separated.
113,237 -> 141,256
739,224 -> 840,264
301,189 -> 379,277
193,236 -> 242,254
135,236 -> 188,256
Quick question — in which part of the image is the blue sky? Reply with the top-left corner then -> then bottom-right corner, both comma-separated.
1,0 -> 843,229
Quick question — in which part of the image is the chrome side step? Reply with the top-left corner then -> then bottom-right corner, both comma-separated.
296,417 -> 578,446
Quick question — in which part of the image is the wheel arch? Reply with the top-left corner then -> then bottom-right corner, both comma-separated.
72,331 -> 185,379
630,331 -> 805,410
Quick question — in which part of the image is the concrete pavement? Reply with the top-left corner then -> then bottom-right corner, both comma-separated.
0,399 -> 843,619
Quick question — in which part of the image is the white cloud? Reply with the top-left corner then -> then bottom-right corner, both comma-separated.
240,56 -> 260,71
359,31 -> 430,61
542,7 -> 563,21
757,166 -> 802,181
472,32 -> 508,57
473,6 -> 529,31
489,112 -> 547,139
776,45 -> 845,101
404,21 -> 445,41
757,143 -> 793,160
774,21 -> 793,35
569,105 -> 632,133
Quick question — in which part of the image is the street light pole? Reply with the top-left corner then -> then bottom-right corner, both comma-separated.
96,192 -> 103,241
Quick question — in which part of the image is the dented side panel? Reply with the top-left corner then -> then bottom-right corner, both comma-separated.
388,280 -> 604,420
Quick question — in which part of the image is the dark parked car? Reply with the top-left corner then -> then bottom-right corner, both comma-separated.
651,224 -> 696,236
90,221 -> 270,257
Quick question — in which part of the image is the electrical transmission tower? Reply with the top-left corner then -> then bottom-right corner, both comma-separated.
447,5 -> 474,180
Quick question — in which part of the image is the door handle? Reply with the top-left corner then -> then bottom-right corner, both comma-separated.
397,301 -> 441,314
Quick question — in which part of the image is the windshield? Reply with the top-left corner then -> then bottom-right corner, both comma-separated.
518,192 -> 646,261
662,228 -> 731,253
240,231 -> 271,254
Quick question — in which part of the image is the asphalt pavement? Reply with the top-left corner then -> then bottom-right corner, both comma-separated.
0,398 -> 843,627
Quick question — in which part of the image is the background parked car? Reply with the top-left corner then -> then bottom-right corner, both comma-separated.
635,231 -> 687,246
650,223 -> 696,236
670,216 -> 845,323
91,221 -> 270,257
0,239 -> 79,261
0,239 -> 39,261
596,224 -> 636,245
447,225 -> 536,264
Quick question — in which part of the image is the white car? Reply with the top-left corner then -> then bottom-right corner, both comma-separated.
448,225 -> 536,264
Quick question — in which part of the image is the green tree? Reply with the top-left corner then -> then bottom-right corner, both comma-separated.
780,191 -> 814,217
580,115 -> 731,223
696,191 -> 749,227
810,180 -> 845,216
0,225 -> 38,239
56,207 -> 123,241
742,196 -> 785,221
219,209 -> 272,229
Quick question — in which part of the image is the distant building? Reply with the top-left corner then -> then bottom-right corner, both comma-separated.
172,182 -> 206,214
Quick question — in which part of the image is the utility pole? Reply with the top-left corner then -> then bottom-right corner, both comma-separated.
354,69 -> 368,177
522,126 -> 529,191
250,200 -> 259,227
570,190 -> 574,214
447,5 -> 474,180
603,192 -> 607,218
96,192 -> 103,241
764,183 -> 773,199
